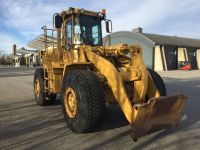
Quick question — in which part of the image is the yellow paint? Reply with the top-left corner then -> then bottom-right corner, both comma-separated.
35,79 -> 40,97
38,7 -> 186,138
64,87 -> 77,118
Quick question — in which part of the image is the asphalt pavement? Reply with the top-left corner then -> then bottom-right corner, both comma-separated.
0,71 -> 200,150
0,66 -> 38,77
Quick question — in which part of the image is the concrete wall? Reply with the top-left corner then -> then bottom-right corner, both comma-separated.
154,45 -> 167,71
178,48 -> 188,62
197,49 -> 200,69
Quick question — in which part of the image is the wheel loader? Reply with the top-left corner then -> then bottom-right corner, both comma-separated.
33,7 -> 186,141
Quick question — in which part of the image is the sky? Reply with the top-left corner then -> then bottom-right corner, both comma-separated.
0,0 -> 200,54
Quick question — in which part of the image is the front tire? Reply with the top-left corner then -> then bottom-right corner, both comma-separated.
61,70 -> 105,133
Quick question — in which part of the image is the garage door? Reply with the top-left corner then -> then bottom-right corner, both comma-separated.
187,50 -> 197,69
164,46 -> 178,70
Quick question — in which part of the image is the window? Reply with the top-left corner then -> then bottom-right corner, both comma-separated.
65,15 -> 103,46
79,15 -> 102,46
74,16 -> 82,44
66,19 -> 72,44
92,25 -> 99,45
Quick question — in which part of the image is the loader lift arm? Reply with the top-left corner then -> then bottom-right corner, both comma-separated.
86,44 -> 186,140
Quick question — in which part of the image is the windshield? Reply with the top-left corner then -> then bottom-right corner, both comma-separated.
75,15 -> 102,46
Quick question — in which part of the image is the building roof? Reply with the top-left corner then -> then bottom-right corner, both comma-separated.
17,47 -> 38,54
27,34 -> 57,50
9,54 -> 21,59
142,33 -> 200,48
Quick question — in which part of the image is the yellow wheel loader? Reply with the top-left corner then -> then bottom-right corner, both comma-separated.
33,7 -> 186,141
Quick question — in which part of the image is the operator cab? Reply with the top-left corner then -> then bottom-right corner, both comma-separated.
54,8 -> 112,48
67,14 -> 102,46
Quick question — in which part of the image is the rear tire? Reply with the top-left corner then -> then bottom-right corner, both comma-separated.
61,70 -> 105,133
147,68 -> 166,96
34,68 -> 56,106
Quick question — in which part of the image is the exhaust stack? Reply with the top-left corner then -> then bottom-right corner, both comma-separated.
13,44 -> 17,55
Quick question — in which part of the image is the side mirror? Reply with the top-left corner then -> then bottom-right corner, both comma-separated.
54,14 -> 63,29
105,20 -> 112,33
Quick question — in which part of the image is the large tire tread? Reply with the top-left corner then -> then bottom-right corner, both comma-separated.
147,68 -> 166,96
61,70 -> 105,133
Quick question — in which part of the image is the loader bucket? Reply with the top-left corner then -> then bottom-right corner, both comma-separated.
130,94 -> 186,141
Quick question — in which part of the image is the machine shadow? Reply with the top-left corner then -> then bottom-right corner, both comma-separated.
0,98 -> 70,149
128,77 -> 200,149
97,104 -> 129,132
52,97 -> 128,132
86,77 -> 200,149
3,77 -> 198,149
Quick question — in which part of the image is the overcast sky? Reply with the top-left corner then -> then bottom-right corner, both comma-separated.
0,0 -> 200,53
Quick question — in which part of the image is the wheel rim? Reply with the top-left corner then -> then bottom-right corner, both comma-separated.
64,87 -> 77,118
35,79 -> 40,97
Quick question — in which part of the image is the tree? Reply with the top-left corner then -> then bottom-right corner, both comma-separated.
0,54 -> 5,65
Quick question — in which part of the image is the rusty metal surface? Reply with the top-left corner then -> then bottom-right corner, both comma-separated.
130,94 -> 186,140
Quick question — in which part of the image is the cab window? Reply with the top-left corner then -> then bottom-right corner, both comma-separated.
66,19 -> 72,44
